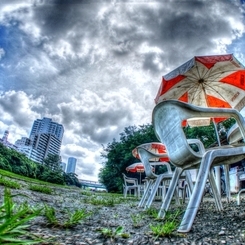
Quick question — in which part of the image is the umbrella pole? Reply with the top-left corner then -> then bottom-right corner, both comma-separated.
212,118 -> 221,195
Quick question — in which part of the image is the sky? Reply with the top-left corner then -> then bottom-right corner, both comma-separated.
0,0 -> 245,182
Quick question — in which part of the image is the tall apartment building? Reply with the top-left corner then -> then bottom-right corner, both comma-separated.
16,117 -> 64,164
66,157 -> 77,173
30,117 -> 64,141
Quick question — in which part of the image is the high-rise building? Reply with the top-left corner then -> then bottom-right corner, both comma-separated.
30,133 -> 62,163
2,130 -> 9,143
66,157 -> 77,173
15,117 -> 64,164
30,117 -> 64,141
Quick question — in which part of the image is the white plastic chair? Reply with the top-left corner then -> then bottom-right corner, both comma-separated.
152,99 -> 245,232
122,173 -> 140,198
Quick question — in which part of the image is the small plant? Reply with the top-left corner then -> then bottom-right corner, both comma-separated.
29,184 -> 52,194
90,197 -> 117,206
63,208 -> 92,228
44,204 -> 59,227
44,204 -> 92,228
0,176 -> 21,189
80,190 -> 93,196
0,188 -> 44,244
149,208 -> 183,239
130,213 -> 144,227
145,207 -> 159,219
150,221 -> 177,239
98,226 -> 128,239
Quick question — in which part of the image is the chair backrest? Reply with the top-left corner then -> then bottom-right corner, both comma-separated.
122,173 -> 138,186
152,99 -> 245,168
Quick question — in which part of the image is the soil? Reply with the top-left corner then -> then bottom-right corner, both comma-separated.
2,178 -> 245,245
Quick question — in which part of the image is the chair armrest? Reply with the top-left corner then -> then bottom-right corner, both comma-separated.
179,101 -> 245,141
187,139 -> 205,154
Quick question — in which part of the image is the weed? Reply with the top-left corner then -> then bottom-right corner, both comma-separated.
150,221 -> 177,239
90,196 -> 117,206
44,204 -> 92,228
145,207 -> 159,219
80,190 -> 93,196
0,188 -> 44,244
130,213 -> 144,227
29,184 -> 52,194
63,208 -> 92,228
149,208 -> 183,239
0,176 -> 21,189
98,226 -> 128,239
44,204 -> 59,227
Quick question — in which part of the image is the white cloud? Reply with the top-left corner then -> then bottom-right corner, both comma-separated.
0,0 -> 245,181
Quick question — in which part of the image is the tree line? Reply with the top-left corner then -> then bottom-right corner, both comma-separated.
0,143 -> 81,187
99,119 -> 236,193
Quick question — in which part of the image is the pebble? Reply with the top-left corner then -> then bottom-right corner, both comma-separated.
3,181 -> 245,245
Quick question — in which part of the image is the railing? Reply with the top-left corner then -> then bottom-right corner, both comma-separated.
79,179 -> 106,190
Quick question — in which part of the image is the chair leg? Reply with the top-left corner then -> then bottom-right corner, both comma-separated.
178,153 -> 213,233
208,170 -> 223,211
223,164 -> 231,202
158,167 -> 183,219
144,174 -> 172,210
138,179 -> 154,207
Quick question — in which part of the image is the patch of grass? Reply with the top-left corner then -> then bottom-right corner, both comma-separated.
44,204 -> 59,227
149,209 -> 183,239
0,169 -> 68,189
63,208 -> 92,228
97,226 -> 129,239
89,196 -> 121,206
144,207 -> 159,219
29,184 -> 52,194
0,176 -> 21,189
0,188 -> 44,244
130,213 -> 144,227
44,204 -> 92,228
80,190 -> 93,196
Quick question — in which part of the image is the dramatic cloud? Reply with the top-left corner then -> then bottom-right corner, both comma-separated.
0,0 -> 245,181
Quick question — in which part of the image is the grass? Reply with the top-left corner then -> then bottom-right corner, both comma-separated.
149,208 -> 184,239
130,213 -> 144,227
0,175 -> 21,189
44,204 -> 92,228
0,188 -> 44,244
84,196 -> 123,206
28,184 -> 52,194
0,169 -> 68,188
97,226 -> 129,239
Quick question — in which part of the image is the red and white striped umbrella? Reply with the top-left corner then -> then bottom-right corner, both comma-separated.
155,54 -> 245,126
126,162 -> 145,173
132,142 -> 169,162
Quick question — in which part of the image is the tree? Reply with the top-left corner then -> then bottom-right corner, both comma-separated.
64,172 -> 81,187
43,154 -> 61,171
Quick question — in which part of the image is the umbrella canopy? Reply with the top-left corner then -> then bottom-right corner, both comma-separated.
126,162 -> 145,173
155,54 -> 245,126
132,142 -> 169,162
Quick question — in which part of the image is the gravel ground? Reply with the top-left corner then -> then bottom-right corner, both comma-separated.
2,179 -> 245,245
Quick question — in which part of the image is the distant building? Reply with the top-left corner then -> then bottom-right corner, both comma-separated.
0,130 -> 18,150
15,117 -> 64,164
66,157 -> 77,173
2,130 -> 9,143
60,162 -> 66,172
15,137 -> 31,147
